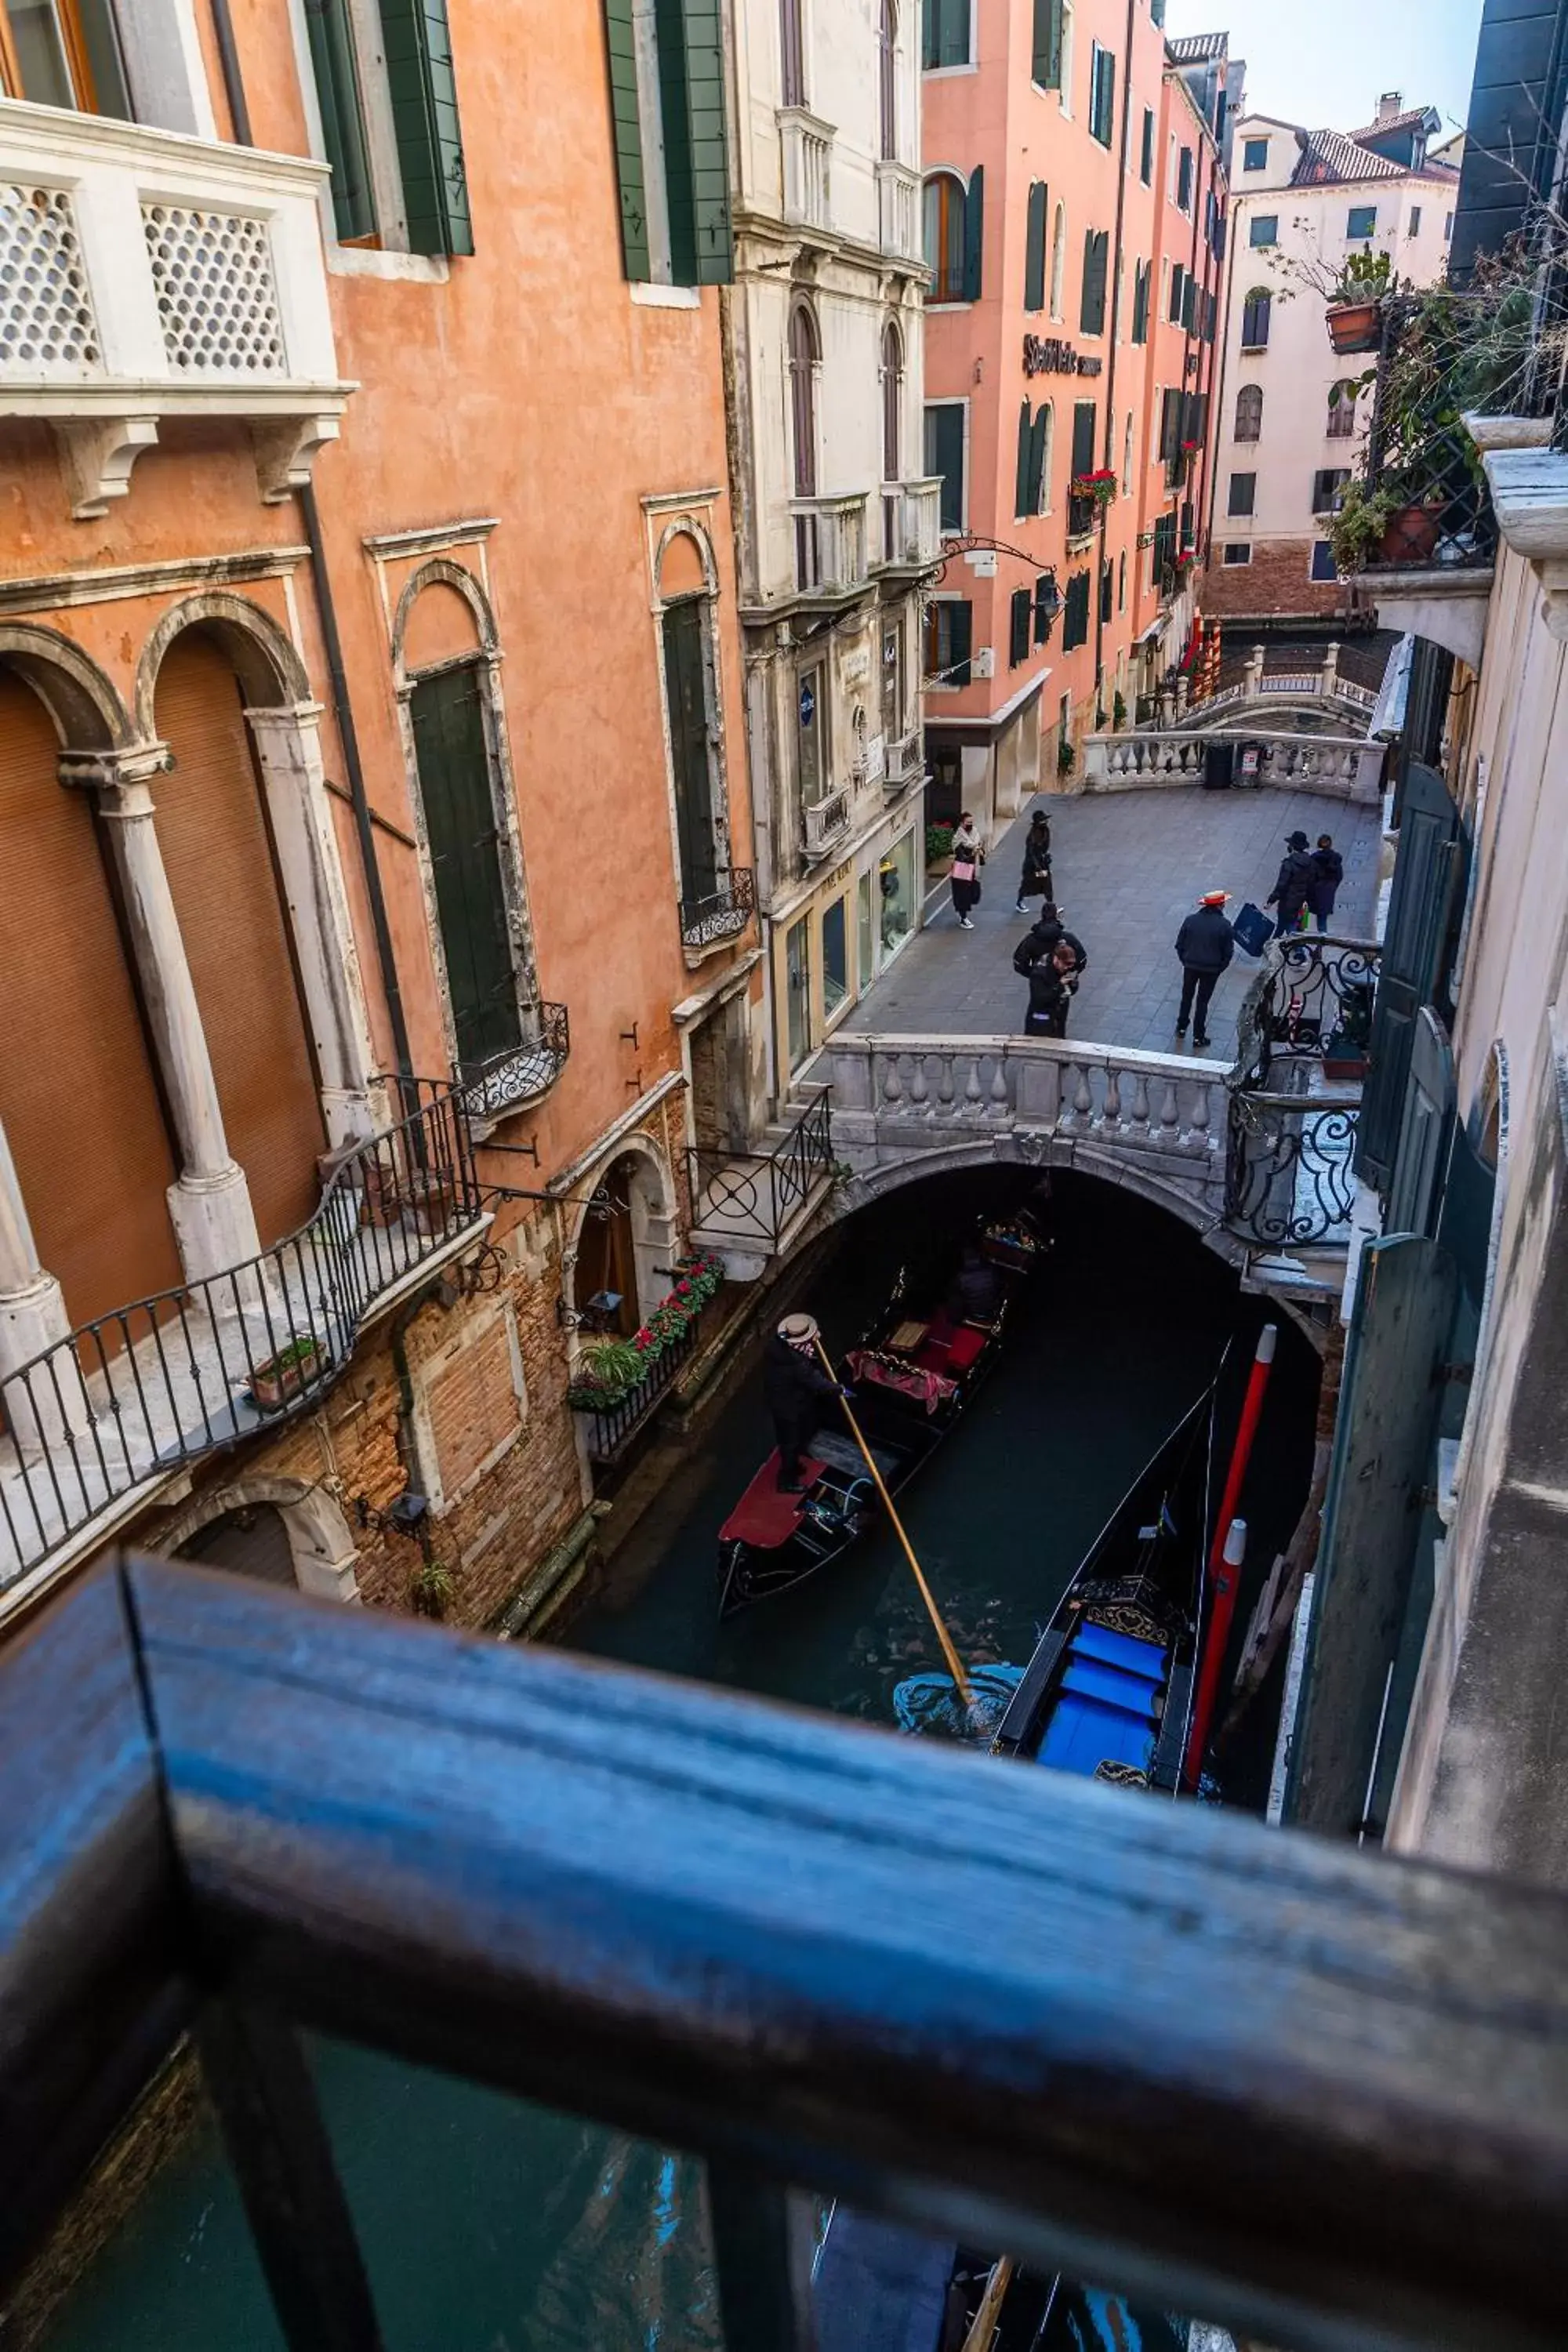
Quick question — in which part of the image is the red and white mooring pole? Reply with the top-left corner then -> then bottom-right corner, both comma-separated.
1182,1324 -> 1278,1793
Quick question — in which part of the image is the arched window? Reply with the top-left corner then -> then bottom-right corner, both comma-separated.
789,303 -> 819,498
1049,201 -> 1067,319
1122,411 -> 1134,494
880,0 -> 897,161
1235,383 -> 1263,442
881,320 -> 904,481
1327,379 -> 1359,438
780,0 -> 804,107
923,172 -> 967,302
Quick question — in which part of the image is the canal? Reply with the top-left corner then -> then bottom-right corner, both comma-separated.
37,1170 -> 1320,2352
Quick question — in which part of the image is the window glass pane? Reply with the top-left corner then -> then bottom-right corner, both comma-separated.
880,829 -> 916,958
1311,539 -> 1339,582
797,662 -> 825,804
786,913 -> 812,1062
1347,205 -> 1377,239
822,895 -> 848,1015
1243,136 -> 1268,170
858,868 -> 876,982
1249,216 -> 1277,247
5,0 -> 74,105
78,0 -> 129,115
1228,472 -> 1256,516
1223,543 -> 1251,565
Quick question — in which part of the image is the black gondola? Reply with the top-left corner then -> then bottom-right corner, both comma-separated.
716,1199 -> 1050,1619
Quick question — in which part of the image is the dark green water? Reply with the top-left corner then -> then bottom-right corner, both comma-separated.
40,1172 -> 1315,2352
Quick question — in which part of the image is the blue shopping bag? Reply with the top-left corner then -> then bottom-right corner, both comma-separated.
1232,901 -> 1273,957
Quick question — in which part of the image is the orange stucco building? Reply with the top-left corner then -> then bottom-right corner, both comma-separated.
919,2 -> 1239,828
0,0 -> 770,1626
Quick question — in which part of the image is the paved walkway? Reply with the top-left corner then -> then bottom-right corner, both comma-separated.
848,785 -> 1382,1057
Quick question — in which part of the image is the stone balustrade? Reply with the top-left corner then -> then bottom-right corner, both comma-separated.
779,108 -> 833,233
1081,729 -> 1385,802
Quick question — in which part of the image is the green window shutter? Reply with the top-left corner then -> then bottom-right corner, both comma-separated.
960,164 -> 983,299
1099,560 -> 1113,623
1031,0 -> 1062,86
381,0 -> 473,256
1080,229 -> 1106,333
921,0 -> 936,67
656,0 -> 733,286
949,599 -> 973,688
1140,106 -> 1154,183
412,667 -> 521,1071
1024,180 -> 1047,311
939,0 -> 971,68
602,0 -> 651,280
1070,399 -> 1096,479
1009,588 -> 1032,668
1014,400 -> 1033,521
1132,259 -> 1149,343
305,0 -> 376,240
1028,405 -> 1048,510
927,402 -> 965,530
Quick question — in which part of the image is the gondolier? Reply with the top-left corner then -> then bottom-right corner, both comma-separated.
764,1312 -> 844,1494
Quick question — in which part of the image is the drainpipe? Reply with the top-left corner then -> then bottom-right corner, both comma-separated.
1094,0 -> 1138,704
203,1 -> 416,1091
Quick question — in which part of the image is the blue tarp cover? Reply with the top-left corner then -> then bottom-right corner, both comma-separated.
1036,1624 -> 1170,1779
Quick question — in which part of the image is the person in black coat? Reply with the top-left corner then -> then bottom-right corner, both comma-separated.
1308,833 -> 1344,931
1268,830 -> 1316,937
1174,891 -> 1235,1050
1022,945 -> 1076,1039
1015,810 -> 1054,913
764,1313 -> 844,1491
1012,902 -> 1087,1036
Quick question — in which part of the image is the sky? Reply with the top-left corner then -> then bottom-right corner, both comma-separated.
1163,0 -> 1485,140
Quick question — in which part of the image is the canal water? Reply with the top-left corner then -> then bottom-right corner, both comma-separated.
40,1171 -> 1318,2352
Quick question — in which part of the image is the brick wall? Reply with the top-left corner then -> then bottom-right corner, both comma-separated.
1203,540 -> 1345,622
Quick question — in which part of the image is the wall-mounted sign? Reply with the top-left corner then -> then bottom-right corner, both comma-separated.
799,679 -> 816,728
1023,336 -> 1104,379
842,648 -> 872,686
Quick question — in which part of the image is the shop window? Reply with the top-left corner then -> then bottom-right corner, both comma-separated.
786,913 -> 812,1065
880,831 -> 916,959
822,896 -> 848,1016
858,870 -> 875,987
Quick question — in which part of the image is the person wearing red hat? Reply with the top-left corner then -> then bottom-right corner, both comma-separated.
1173,891 -> 1236,1051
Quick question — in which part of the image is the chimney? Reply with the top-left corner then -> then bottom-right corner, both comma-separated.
1377,90 -> 1402,123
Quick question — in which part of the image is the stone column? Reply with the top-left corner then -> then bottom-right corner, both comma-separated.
86,756 -> 263,1283
245,702 -> 377,1148
0,1118 -> 86,1452
1175,674 -> 1191,718
1321,640 -> 1341,699
1244,645 -> 1265,699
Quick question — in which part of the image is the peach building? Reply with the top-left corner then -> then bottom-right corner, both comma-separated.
919,0 -> 1238,830
0,0 -> 771,1628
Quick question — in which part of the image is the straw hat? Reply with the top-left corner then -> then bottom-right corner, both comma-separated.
1201,891 -> 1230,907
778,1312 -> 821,1345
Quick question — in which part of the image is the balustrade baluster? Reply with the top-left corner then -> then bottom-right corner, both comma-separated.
1158,1080 -> 1181,1146
880,1055 -> 903,1112
1130,1073 -> 1151,1135
1187,1083 -> 1213,1155
935,1055 -> 956,1118
962,1058 -> 985,1121
909,1057 -> 930,1116
1101,1068 -> 1123,1132
987,1058 -> 1010,1121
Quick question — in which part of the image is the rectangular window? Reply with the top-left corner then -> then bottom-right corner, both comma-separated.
924,401 -> 966,532
1168,263 -> 1185,325
1327,385 -> 1357,437
1030,0 -> 1062,87
822,896 -> 848,1018
1033,571 -> 1056,646
797,659 -> 827,803
1024,180 -> 1048,311
1152,510 -> 1177,583
1117,547 -> 1126,611
922,0 -> 971,69
1062,571 -> 1091,651
383,0 -> 475,257
1312,466 -> 1351,513
1080,227 -> 1109,333
1140,106 -> 1155,185
1009,586 -> 1033,668
1070,398 -> 1097,479
1228,470 -> 1257,517
1408,205 -> 1422,236
1131,258 -> 1149,343
880,829 -> 916,958
303,0 -> 378,240
1240,289 -> 1272,348
1181,272 -> 1196,332
1249,215 -> 1278,248
1158,386 -> 1182,463
1243,136 -> 1268,172
1099,559 -> 1113,623
411,666 -> 523,1073
662,597 -> 722,908
604,0 -> 731,284
1177,146 -> 1194,212
1310,539 -> 1339,583
0,0 -> 130,115
786,913 -> 812,1066
1088,40 -> 1115,147
1223,543 -> 1252,566
1347,204 -> 1377,240
924,598 -> 973,688
882,621 -> 902,740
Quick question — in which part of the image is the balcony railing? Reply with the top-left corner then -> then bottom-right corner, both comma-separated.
1225,1091 -> 1362,1247
875,159 -> 922,261
0,1083 -> 485,1590
793,492 -> 869,595
457,1004 -> 571,1123
801,782 -> 851,859
688,1087 -> 834,1254
569,1309 -> 705,1463
680,868 -> 757,951
1221,935 -> 1381,1249
9,1555 -> 1568,2352
0,99 -> 350,514
778,107 -> 833,234
883,730 -> 924,792
879,475 -> 942,568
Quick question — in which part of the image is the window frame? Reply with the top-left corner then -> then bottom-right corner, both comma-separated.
923,169 -> 969,302
1222,543 -> 1252,567
1310,539 -> 1340,583
924,397 -> 968,532
1346,204 -> 1377,241
1139,105 -> 1155,186
1240,288 -> 1272,350
1242,136 -> 1268,172
1249,215 -> 1279,249
924,597 -> 973,689
1227,470 -> 1258,518
1234,383 -> 1263,442
920,0 -> 971,72
0,0 -> 129,115
1087,38 -> 1115,148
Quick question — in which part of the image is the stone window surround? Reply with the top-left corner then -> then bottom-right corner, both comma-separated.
641,494 -> 739,970
281,0 -> 451,283
410,1297 -> 529,1517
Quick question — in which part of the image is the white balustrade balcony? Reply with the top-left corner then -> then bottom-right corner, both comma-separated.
879,477 -> 942,568
801,784 -> 851,861
875,161 -> 921,263
883,731 -> 924,792
792,492 -> 869,597
0,98 -> 351,515
778,108 -> 833,235
1080,728 -> 1385,803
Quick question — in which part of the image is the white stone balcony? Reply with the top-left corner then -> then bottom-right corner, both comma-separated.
778,107 -> 833,234
801,783 -> 851,861
0,97 -> 351,516
875,161 -> 921,263
883,731 -> 925,793
792,492 -> 869,596
878,477 -> 942,568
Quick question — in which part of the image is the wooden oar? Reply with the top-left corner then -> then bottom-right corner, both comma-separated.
813,1339 -> 975,1709
961,2256 -> 1015,2352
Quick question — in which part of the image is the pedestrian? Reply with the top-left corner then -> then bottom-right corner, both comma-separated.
1022,942 -> 1077,1040
1015,809 -> 1054,913
949,812 -> 985,929
764,1312 -> 845,1494
1267,829 -> 1316,938
1174,890 -> 1236,1051
1012,901 -> 1087,982
1308,833 -> 1344,932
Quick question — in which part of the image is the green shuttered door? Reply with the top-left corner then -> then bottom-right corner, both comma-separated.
381,0 -> 474,256
412,667 -> 521,1072
304,0 -> 376,240
655,0 -> 733,285
662,600 -> 720,904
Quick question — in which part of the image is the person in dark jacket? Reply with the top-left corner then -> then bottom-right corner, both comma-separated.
764,1312 -> 844,1492
1022,944 -> 1077,1039
1013,902 -> 1087,1037
1308,833 -> 1344,931
1267,830 -> 1316,937
948,1243 -> 1004,1327
1174,890 -> 1235,1051
1015,810 -> 1054,913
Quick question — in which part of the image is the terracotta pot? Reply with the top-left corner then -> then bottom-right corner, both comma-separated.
250,1341 -> 325,1414
1376,506 -> 1442,565
1327,301 -> 1382,355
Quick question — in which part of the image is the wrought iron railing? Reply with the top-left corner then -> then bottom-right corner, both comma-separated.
1225,1090 -> 1362,1248
0,1083 -> 485,1583
571,1311 -> 704,1463
680,869 -> 757,950
457,1003 -> 570,1120
9,1556 -> 1568,2352
688,1087 -> 834,1252
1222,937 -> 1381,1248
1239,934 -> 1381,1087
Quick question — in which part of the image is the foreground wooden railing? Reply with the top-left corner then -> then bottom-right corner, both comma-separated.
9,1559 -> 1568,2351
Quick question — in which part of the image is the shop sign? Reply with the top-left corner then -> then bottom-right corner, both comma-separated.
842,647 -> 872,687
1023,336 -> 1104,379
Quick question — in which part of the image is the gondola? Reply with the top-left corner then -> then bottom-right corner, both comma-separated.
716,1200 -> 1051,1620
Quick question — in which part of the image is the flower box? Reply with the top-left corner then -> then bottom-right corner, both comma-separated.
566,1253 -> 725,1411
1376,504 -> 1443,565
1327,301 -> 1382,356
249,1335 -> 328,1414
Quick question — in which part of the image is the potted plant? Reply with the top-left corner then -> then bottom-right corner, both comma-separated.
1326,250 -> 1394,354
1323,979 -> 1374,1080
925,820 -> 955,871
249,1334 -> 328,1414
1057,737 -> 1076,779
1069,467 -> 1118,512
410,1558 -> 457,1620
1112,690 -> 1128,730
1327,480 -> 1397,575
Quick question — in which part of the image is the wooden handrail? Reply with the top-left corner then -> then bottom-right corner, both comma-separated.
6,1558 -> 1568,2352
